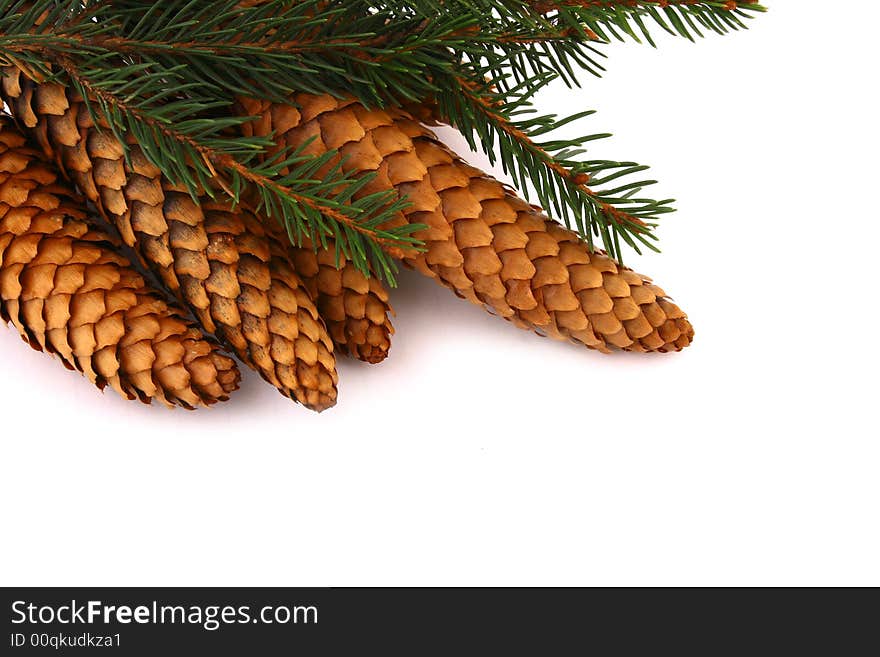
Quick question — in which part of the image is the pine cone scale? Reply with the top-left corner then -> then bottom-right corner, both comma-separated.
238,94 -> 693,354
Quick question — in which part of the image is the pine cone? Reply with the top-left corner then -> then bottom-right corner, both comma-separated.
2,69 -> 338,410
0,117 -> 239,407
237,95 -> 694,353
272,232 -> 393,364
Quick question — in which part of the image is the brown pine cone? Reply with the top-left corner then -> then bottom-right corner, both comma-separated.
2,69 -> 338,410
237,95 -> 694,353
271,232 -> 394,364
0,117 -> 239,408
198,203 -> 338,409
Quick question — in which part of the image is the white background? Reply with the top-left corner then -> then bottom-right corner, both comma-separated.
1,2 -> 878,586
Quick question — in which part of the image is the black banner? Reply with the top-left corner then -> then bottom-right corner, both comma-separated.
1,587 -> 873,654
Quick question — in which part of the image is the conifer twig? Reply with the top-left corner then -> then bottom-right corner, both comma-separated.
0,0 -> 765,274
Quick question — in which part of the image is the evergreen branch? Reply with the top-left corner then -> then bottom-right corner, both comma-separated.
528,1 -> 767,45
0,0 -> 765,268
100,0 -> 480,103
222,151 -> 415,261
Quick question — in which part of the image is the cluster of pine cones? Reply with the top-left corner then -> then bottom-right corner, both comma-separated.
0,67 -> 693,412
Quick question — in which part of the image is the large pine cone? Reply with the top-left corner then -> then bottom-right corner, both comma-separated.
237,95 -> 694,353
0,117 -> 239,407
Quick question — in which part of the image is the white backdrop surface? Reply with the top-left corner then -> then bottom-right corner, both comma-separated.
1,2 -> 877,586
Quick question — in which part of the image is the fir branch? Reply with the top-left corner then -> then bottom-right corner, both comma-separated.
0,0 -> 764,269
101,0 -> 480,104
528,1 -> 767,45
